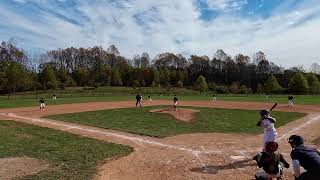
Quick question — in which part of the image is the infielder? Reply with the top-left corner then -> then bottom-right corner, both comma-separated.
212,94 -> 217,102
136,94 -> 142,107
39,97 -> 45,110
256,110 -> 277,151
173,95 -> 178,111
148,96 -> 152,102
288,95 -> 294,107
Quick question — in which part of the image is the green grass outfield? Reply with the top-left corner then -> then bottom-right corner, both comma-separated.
0,93 -> 319,109
0,121 -> 132,180
46,106 -> 306,138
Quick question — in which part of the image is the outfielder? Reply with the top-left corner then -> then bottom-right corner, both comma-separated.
39,97 -> 45,110
256,110 -> 277,151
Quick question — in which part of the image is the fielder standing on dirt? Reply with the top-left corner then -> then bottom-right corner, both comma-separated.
212,94 -> 217,102
173,95 -> 178,111
256,110 -> 277,151
39,97 -> 45,110
288,95 -> 294,107
136,93 -> 142,107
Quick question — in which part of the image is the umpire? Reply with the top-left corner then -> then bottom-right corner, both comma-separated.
288,135 -> 320,180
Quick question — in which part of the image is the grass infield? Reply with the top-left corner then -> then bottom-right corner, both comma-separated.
0,121 -> 133,180
46,106 -> 306,138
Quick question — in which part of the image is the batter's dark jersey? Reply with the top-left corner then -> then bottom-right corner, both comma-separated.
291,145 -> 320,171
39,99 -> 45,104
173,97 -> 178,102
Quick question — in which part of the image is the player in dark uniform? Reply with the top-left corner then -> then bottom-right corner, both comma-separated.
288,95 -> 294,107
288,135 -> 320,180
136,94 -> 142,107
254,141 -> 290,180
173,95 -> 178,111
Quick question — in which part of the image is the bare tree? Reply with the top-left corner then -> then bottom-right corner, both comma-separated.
310,63 -> 320,74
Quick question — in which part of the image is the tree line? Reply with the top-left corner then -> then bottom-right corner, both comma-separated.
0,40 -> 320,95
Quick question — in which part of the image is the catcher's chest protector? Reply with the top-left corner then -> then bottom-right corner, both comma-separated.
261,152 -> 281,174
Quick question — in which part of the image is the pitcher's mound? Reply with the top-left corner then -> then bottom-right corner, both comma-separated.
149,108 -> 200,122
0,157 -> 49,179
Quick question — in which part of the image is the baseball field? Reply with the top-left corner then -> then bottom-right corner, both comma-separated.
0,94 -> 319,180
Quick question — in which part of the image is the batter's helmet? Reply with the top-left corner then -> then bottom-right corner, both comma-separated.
288,135 -> 304,146
260,109 -> 269,117
265,141 -> 278,152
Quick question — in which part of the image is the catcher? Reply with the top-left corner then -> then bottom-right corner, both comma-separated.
254,141 -> 290,180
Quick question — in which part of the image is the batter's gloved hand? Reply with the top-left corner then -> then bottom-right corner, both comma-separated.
256,121 -> 262,126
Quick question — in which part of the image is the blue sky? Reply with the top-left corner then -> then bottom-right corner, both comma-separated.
0,0 -> 320,67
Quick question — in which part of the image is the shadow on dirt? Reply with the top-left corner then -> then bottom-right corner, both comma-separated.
190,159 -> 255,174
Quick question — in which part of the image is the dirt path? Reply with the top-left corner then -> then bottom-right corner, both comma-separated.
0,157 -> 48,180
0,100 -> 319,180
149,108 -> 200,122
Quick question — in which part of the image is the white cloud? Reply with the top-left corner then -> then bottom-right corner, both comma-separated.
0,0 -> 320,68
12,0 -> 26,3
204,0 -> 248,11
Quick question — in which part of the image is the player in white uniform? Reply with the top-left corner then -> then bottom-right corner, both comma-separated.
212,94 -> 217,102
39,97 -> 45,111
257,109 -> 277,151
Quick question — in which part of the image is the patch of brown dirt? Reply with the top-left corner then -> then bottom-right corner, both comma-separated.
149,108 -> 200,122
0,157 -> 49,179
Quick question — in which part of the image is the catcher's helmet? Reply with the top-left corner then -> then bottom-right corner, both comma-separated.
260,109 -> 269,117
288,135 -> 304,146
265,141 -> 278,152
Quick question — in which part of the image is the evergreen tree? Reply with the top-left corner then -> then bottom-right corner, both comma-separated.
111,69 -> 123,86
288,72 -> 308,94
42,64 -> 58,89
194,75 -> 208,92
306,73 -> 320,94
264,75 -> 281,93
